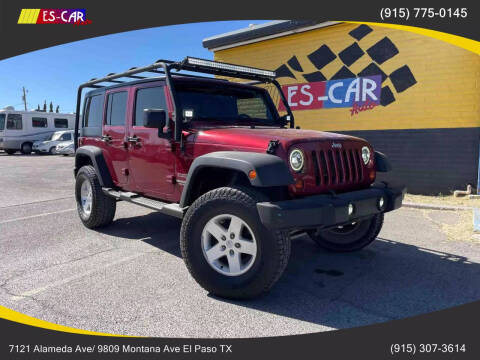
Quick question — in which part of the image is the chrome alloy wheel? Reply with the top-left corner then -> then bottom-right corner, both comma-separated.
201,214 -> 257,276
80,179 -> 93,216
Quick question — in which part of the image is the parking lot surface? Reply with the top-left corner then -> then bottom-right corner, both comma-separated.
1,152 -> 480,337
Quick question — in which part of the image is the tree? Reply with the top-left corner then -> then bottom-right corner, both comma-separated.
36,104 -> 40,111
43,101 -> 47,112
55,105 -> 59,113
49,102 -> 53,112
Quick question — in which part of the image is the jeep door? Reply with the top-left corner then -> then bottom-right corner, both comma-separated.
103,88 -> 130,186
126,82 -> 175,199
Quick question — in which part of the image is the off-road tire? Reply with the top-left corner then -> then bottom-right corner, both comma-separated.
21,143 -> 32,155
180,186 -> 291,299
309,213 -> 384,252
75,165 -> 116,229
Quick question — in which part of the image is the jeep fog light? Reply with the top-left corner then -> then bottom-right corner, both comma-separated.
289,149 -> 304,172
361,146 -> 371,165
348,203 -> 354,216
378,197 -> 385,210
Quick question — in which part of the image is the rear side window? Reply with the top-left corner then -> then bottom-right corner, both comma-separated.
54,118 -> 69,128
0,114 -> 5,130
106,91 -> 128,126
32,117 -> 48,128
60,133 -> 72,141
7,114 -> 22,130
134,86 -> 167,126
84,95 -> 104,128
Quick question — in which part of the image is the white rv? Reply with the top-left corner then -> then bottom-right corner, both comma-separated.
0,107 -> 75,154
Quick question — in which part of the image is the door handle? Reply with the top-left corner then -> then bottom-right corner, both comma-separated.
126,135 -> 141,144
101,134 -> 112,143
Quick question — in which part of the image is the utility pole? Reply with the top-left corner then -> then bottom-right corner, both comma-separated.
21,87 -> 28,111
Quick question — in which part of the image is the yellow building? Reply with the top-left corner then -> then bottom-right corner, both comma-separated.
203,20 -> 480,194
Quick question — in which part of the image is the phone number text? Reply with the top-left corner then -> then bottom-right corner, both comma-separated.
380,8 -> 468,20
390,343 -> 466,355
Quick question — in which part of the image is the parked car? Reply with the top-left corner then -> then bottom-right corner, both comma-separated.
74,57 -> 405,299
56,141 -> 74,156
0,107 -> 74,154
33,130 -> 74,154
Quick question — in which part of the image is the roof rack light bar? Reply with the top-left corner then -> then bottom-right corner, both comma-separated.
183,57 -> 276,78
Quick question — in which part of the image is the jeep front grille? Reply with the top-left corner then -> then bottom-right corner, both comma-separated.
311,148 -> 364,186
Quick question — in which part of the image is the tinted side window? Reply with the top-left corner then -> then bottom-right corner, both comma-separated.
32,117 -> 48,128
0,114 -> 5,130
134,86 -> 166,126
106,91 -> 128,126
84,95 -> 104,127
61,133 -> 72,141
54,118 -> 69,128
7,114 -> 22,130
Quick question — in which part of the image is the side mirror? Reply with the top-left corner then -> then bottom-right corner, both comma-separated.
143,109 -> 166,129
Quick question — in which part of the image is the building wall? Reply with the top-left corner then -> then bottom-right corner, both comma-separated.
213,23 -> 480,194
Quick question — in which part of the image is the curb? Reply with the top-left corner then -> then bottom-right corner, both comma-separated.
403,202 -> 472,211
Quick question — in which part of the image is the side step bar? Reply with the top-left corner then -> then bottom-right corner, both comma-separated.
102,188 -> 185,219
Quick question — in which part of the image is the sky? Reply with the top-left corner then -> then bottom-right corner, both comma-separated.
0,21 -> 269,113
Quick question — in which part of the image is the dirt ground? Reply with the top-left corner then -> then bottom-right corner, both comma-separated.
405,193 -> 480,208
404,193 -> 478,243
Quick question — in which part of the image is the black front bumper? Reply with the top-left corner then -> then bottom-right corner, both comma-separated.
256,184 -> 406,230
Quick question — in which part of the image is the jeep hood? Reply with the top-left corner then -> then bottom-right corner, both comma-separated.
193,127 -> 366,150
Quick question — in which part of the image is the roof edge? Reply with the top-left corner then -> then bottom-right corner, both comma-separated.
203,20 -> 339,51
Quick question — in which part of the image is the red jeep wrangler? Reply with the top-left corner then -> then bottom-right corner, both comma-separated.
74,57 -> 405,299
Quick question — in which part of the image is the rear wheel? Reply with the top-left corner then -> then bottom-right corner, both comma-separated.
5,149 -> 16,155
75,165 -> 116,229
309,214 -> 384,252
21,143 -> 32,155
180,186 -> 290,299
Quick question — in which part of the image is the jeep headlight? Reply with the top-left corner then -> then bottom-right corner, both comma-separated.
289,148 -> 305,172
361,146 -> 371,165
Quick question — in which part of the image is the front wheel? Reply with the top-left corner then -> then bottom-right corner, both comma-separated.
309,213 -> 384,252
75,165 -> 116,229
180,187 -> 290,299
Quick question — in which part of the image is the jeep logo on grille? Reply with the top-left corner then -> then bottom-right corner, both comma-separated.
332,142 -> 342,149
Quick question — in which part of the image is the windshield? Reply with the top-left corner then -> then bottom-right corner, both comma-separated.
47,132 -> 62,141
0,114 -> 5,131
175,83 -> 278,125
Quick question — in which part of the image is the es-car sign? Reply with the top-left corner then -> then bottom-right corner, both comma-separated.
279,75 -> 382,111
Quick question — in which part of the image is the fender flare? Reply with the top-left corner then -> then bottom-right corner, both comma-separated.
180,151 -> 294,207
375,151 -> 392,172
75,146 -> 113,187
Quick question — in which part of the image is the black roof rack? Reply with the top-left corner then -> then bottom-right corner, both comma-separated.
75,57 -> 293,149
78,57 -> 276,90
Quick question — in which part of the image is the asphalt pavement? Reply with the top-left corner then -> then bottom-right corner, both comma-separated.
1,152 -> 480,337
